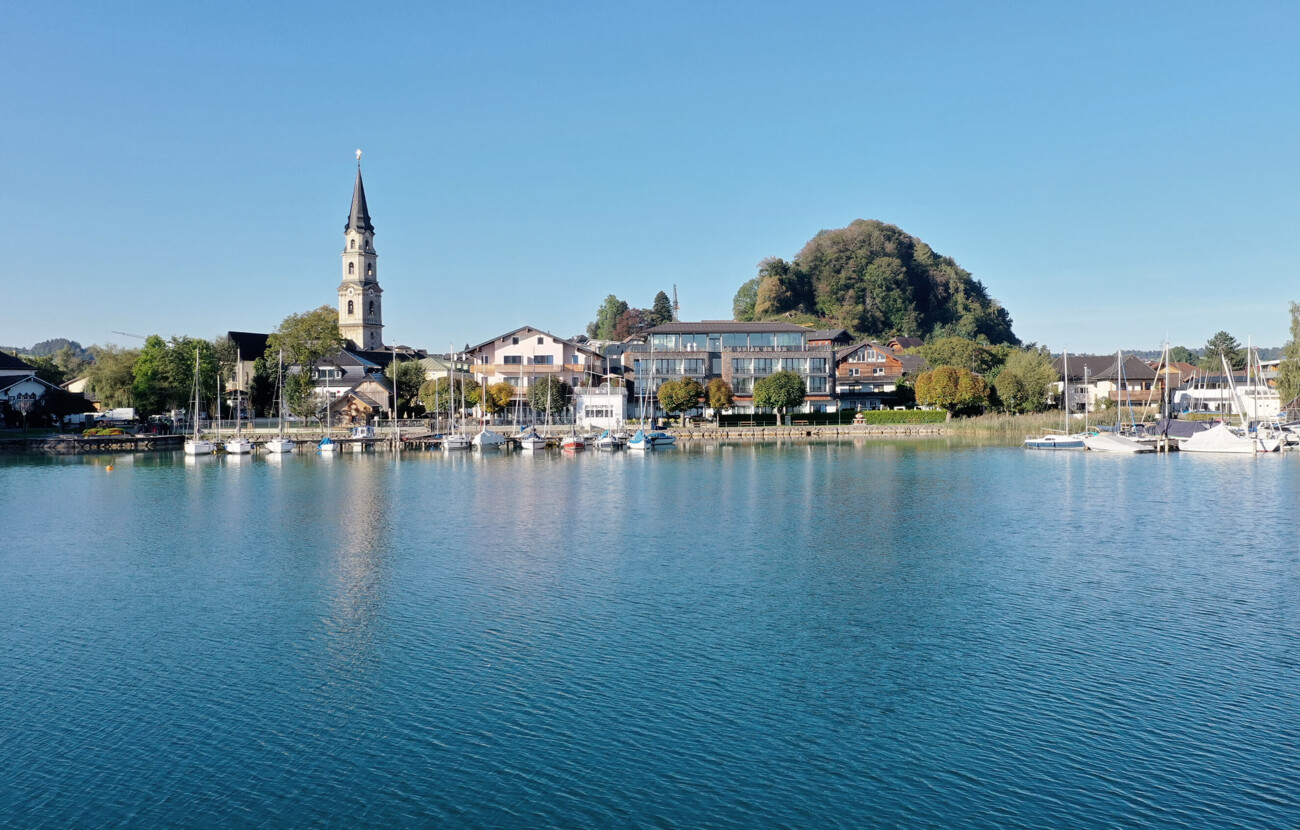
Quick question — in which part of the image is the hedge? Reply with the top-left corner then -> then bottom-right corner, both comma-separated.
717,410 -> 945,427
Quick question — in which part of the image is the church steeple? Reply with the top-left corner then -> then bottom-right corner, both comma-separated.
338,152 -> 383,351
346,167 -> 374,233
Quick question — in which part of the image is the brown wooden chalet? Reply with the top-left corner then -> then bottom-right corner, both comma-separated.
834,341 -> 926,410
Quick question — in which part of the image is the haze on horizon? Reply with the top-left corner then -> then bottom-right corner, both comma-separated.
4,2 -> 1298,354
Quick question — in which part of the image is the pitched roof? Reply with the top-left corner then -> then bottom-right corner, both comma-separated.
227,331 -> 270,361
346,168 -> 373,233
643,321 -> 812,334
807,328 -> 849,341
0,351 -> 35,371
1053,353 -> 1157,381
889,336 -> 924,350
465,326 -> 603,356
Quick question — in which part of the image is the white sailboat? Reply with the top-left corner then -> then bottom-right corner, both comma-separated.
265,350 -> 295,454
472,373 -> 506,449
1025,350 -> 1085,449
319,363 -> 336,453
225,357 -> 253,454
183,348 -> 215,456
442,350 -> 472,451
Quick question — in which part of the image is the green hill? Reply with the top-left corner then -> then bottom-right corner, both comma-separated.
732,219 -> 1018,345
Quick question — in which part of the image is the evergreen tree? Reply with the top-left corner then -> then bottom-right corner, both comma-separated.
649,291 -> 674,326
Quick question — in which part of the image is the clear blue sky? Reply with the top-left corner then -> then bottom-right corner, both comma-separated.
5,1 -> 1298,354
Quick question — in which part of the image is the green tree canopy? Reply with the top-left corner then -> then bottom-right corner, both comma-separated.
528,377 -> 570,415
649,291 -> 675,326
1169,345 -> 1196,365
657,377 -> 704,417
384,358 -> 427,415
732,277 -> 760,322
588,295 -> 630,340
916,366 -> 989,414
86,345 -> 141,410
732,220 -> 1018,344
419,376 -> 478,415
1201,330 -> 1245,371
1277,302 -> 1300,407
994,349 -> 1058,413
266,306 -> 346,370
752,370 -> 806,415
920,336 -> 1004,374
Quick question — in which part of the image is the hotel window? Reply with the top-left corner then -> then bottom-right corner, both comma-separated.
707,334 -> 721,350
808,376 -> 827,393
733,377 -> 753,393
781,358 -> 803,372
732,358 -> 751,374
683,359 -> 704,375
753,358 -> 774,375
750,333 -> 774,349
651,334 -> 677,351
711,357 -> 722,374
776,332 -> 803,350
655,359 -> 675,375
722,333 -> 748,349
808,358 -> 826,373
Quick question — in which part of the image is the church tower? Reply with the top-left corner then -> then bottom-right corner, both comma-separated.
338,156 -> 384,351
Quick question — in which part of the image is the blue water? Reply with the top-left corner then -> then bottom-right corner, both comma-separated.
2,442 -> 1298,828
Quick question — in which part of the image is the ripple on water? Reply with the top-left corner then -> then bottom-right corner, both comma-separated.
1,445 -> 1298,828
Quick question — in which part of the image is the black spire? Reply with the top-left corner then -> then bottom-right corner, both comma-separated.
346,167 -> 374,233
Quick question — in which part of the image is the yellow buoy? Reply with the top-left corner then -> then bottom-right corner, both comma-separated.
106,465 -> 114,472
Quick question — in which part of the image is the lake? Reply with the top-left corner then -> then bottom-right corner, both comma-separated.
2,440 -> 1298,828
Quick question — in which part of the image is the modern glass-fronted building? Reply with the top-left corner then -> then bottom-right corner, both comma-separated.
627,322 -> 839,415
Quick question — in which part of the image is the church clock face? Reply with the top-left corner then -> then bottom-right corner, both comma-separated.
347,287 -> 355,296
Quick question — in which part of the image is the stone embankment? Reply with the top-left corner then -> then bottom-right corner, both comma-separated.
1,434 -> 186,454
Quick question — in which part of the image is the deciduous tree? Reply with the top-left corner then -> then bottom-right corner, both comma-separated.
384,358 -> 427,415
266,306 -> 346,373
916,366 -> 988,414
657,377 -> 704,419
588,295 -> 629,340
1277,302 -> 1300,407
706,377 -> 734,424
528,377 -> 570,416
993,349 -> 1058,413
752,370 -> 806,418
86,344 -> 140,410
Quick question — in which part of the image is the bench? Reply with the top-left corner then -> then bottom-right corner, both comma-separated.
793,420 -> 808,425
738,421 -> 755,426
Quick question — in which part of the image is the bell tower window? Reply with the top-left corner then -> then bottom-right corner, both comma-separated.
347,300 -> 354,315
369,300 -> 375,315
351,239 -> 356,250
348,262 -> 355,275
366,263 -> 373,276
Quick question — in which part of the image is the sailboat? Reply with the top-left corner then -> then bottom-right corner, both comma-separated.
225,357 -> 253,454
319,362 -> 336,453
441,351 -> 472,451
265,350 -> 295,454
183,348 -> 215,456
627,342 -> 656,450
1024,350 -> 1086,449
472,373 -> 506,449
1182,352 -> 1278,454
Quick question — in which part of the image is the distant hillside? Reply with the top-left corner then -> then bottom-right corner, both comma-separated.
732,219 -> 1018,345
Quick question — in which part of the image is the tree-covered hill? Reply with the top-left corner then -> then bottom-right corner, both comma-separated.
732,219 -> 1018,345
